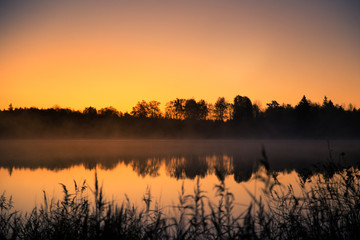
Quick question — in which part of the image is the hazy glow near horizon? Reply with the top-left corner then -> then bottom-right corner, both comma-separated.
1,0 -> 359,112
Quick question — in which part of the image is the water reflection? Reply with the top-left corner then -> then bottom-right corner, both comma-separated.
1,139 -> 359,213
1,140 -> 359,183
1,151 -> 359,184
3,154 -> 254,182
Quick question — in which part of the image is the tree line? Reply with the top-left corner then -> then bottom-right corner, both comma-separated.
1,95 -> 359,138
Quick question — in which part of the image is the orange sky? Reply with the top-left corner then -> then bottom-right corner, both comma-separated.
1,0 -> 359,112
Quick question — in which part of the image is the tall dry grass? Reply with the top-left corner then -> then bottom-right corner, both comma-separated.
1,151 -> 360,239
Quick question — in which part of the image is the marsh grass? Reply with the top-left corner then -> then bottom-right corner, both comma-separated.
1,152 -> 360,239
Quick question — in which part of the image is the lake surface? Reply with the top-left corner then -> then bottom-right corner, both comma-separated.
1,139 -> 359,212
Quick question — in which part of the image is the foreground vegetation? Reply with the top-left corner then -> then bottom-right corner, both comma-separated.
1,153 -> 360,239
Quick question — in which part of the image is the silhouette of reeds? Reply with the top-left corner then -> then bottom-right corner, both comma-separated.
1,152 -> 360,239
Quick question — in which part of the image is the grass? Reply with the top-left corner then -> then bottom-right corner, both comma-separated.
1,153 -> 360,239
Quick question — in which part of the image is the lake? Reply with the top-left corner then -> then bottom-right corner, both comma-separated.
1,139 -> 359,213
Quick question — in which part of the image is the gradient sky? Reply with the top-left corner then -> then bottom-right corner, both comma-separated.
1,0 -> 359,112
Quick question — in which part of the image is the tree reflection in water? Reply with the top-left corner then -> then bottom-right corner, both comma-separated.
4,152 -> 355,183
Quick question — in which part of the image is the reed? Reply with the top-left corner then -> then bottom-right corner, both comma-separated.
1,154 -> 360,239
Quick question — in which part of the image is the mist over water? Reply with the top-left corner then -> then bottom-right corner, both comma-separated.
1,139 -> 359,212
1,139 -> 359,171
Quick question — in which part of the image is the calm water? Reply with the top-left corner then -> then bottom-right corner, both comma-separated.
1,139 -> 359,212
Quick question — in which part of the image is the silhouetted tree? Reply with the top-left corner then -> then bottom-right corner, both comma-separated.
197,99 -> 209,120
131,100 -> 162,118
252,103 -> 261,119
173,98 -> 185,119
214,97 -> 230,121
148,101 -> 162,118
165,103 -> 175,119
123,112 -> 132,119
322,96 -> 336,112
267,101 -> 280,109
8,104 -> 13,112
83,107 -> 97,118
165,98 -> 186,119
184,99 -> 199,120
98,106 -> 120,118
206,103 -> 215,120
295,95 -> 310,113
0,94 -> 359,138
347,103 -> 356,112
294,96 -> 319,133
265,101 -> 282,117
232,95 -> 253,121
131,100 -> 149,118
183,99 -> 209,120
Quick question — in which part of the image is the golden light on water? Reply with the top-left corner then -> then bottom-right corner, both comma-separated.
0,161 -> 300,213
1,139 -> 358,214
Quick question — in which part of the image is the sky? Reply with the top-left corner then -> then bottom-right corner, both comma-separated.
1,0 -> 359,112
